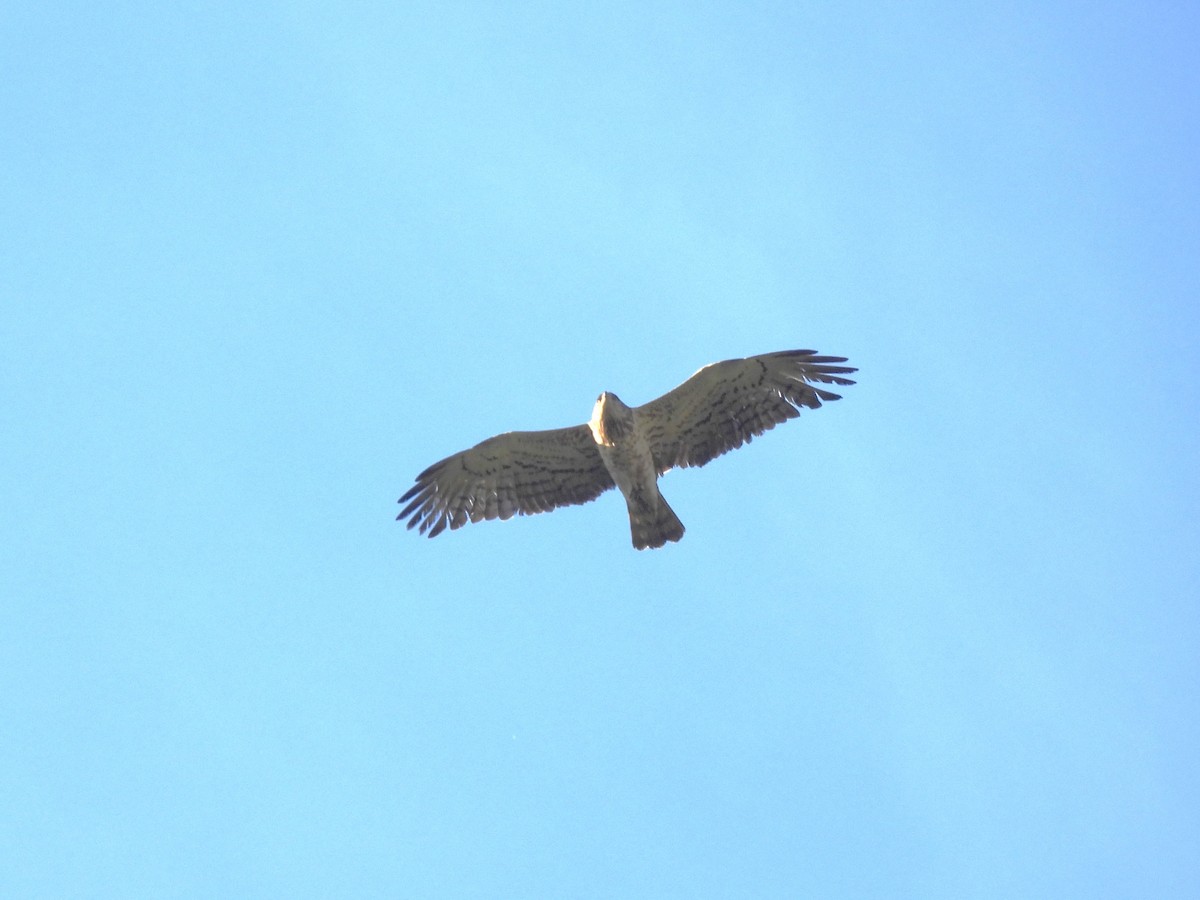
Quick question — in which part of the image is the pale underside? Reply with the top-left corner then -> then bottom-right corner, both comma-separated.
397,349 -> 856,544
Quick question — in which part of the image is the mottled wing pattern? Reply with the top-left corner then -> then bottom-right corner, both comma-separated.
397,425 -> 615,537
637,349 -> 857,473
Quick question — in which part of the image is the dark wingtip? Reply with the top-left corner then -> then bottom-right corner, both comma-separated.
781,349 -> 857,374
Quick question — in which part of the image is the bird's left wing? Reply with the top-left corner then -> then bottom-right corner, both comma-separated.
636,349 -> 857,473
398,425 -> 615,537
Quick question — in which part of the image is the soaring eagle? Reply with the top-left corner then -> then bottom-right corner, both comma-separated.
398,349 -> 856,549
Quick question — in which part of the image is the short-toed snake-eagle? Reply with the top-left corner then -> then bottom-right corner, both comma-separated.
398,349 -> 856,549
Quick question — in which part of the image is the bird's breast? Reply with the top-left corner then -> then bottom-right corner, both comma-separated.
595,429 -> 657,502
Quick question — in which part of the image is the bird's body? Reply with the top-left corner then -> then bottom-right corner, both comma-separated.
398,349 -> 856,549
589,392 -> 685,549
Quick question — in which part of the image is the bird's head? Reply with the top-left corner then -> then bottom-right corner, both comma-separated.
589,391 -> 631,445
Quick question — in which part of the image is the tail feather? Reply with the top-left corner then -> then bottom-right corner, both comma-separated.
628,491 -> 685,550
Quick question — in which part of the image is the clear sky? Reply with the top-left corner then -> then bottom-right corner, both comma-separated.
3,2 -> 1198,897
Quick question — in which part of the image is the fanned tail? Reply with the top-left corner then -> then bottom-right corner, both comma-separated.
628,490 -> 685,550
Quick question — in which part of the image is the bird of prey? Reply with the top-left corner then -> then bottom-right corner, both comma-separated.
397,349 -> 856,549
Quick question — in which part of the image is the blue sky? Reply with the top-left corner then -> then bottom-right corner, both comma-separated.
3,1 -> 1198,896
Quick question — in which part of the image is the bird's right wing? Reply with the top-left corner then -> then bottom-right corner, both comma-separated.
398,425 -> 615,537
